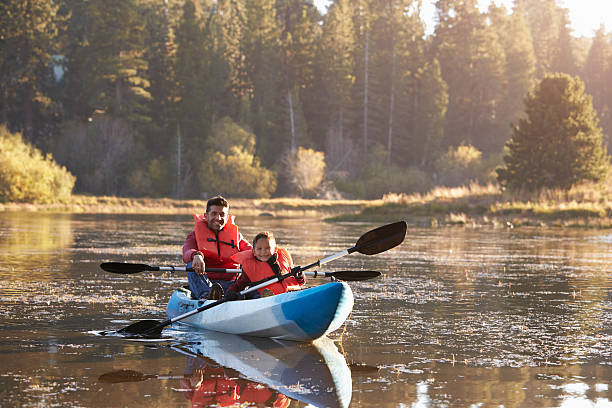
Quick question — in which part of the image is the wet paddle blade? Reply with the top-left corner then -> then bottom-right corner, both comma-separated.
116,319 -> 163,336
98,369 -> 152,383
355,221 -> 407,255
331,270 -> 381,281
100,262 -> 153,274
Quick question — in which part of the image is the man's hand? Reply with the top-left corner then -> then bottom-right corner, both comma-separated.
290,266 -> 303,279
192,253 -> 205,275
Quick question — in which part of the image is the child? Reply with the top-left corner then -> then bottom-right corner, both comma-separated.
224,231 -> 305,300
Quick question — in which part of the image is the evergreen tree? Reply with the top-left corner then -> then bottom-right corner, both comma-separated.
433,0 -> 506,153
174,0 -> 210,194
497,73 -> 609,190
377,0 -> 447,168
525,0 -> 561,78
583,26 -> 611,149
142,0 -> 177,158
489,1 -> 536,150
0,0 -> 59,142
277,0 -> 320,151
242,0 -> 285,167
550,9 -> 577,76
316,0 -> 356,164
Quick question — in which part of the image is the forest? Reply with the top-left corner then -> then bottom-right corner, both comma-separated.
1,0 -> 611,201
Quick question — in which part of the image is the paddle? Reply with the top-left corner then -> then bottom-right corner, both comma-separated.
293,220 -> 407,273
100,262 -> 241,274
98,369 -> 183,383
111,221 -> 406,337
112,269 -> 381,337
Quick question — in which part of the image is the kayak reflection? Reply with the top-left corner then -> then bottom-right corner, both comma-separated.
172,330 -> 352,408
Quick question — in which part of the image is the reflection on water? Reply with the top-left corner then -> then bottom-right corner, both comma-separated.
169,328 -> 351,408
0,212 -> 74,282
0,213 -> 610,407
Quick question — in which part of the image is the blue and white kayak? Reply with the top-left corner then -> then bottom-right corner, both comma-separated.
166,282 -> 354,342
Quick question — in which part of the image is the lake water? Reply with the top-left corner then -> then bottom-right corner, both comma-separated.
0,212 -> 610,407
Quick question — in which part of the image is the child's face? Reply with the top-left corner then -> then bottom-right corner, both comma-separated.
253,237 -> 275,262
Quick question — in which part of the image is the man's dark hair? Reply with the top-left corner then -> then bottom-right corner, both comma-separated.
206,195 -> 229,213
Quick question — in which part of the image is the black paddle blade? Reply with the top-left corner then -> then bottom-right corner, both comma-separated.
331,270 -> 381,281
98,369 -> 153,383
100,262 -> 153,274
355,221 -> 407,255
116,319 -> 163,336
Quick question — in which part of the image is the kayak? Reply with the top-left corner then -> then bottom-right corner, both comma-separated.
171,329 -> 352,408
165,282 -> 354,342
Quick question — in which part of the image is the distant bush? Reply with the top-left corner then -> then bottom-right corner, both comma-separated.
284,147 -> 327,197
0,126 -> 75,203
335,144 -> 430,199
434,144 -> 484,186
198,118 -> 277,198
128,158 -> 173,197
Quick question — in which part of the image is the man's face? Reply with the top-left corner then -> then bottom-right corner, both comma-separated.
205,205 -> 229,232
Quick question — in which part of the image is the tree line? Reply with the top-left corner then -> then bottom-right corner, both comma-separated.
1,0 -> 611,200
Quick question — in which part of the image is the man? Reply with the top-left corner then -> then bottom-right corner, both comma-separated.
182,196 -> 252,299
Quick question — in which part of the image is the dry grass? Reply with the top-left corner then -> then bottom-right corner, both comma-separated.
332,179 -> 612,227
0,194 -> 376,217
2,178 -> 612,227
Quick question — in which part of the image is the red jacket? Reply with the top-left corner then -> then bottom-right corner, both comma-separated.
228,248 -> 305,295
182,215 -> 251,280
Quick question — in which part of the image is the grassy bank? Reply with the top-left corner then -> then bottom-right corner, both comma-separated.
2,182 -> 612,227
330,182 -> 612,228
0,195 -> 376,217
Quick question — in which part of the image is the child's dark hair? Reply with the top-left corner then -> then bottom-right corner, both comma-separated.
253,231 -> 275,246
206,195 -> 229,212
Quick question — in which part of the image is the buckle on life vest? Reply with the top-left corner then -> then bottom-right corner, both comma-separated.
207,237 -> 236,248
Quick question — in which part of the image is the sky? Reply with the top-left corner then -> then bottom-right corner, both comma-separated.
314,0 -> 612,38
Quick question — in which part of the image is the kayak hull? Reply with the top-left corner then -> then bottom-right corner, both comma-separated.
166,282 -> 354,342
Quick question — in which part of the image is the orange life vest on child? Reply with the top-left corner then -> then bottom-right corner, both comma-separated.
231,248 -> 301,295
193,214 -> 241,279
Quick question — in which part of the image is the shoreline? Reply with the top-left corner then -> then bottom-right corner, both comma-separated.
2,192 -> 612,228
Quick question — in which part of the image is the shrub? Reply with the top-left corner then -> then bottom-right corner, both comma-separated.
197,118 -> 277,198
198,146 -> 277,198
284,147 -> 327,197
434,144 -> 483,187
0,126 -> 75,203
335,144 -> 430,199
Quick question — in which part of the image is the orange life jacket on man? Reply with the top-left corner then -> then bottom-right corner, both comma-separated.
193,214 -> 241,280
189,372 -> 239,407
231,248 -> 301,295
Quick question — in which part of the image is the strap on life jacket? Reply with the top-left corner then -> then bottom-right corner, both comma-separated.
206,237 -> 236,248
249,253 -> 284,286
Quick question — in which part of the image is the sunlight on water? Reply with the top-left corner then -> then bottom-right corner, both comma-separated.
0,213 -> 610,407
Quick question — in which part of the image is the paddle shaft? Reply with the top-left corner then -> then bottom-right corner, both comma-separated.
159,266 -> 240,273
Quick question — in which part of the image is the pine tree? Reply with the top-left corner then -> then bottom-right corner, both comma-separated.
0,0 -> 59,142
242,0 -> 285,167
583,25 -> 611,149
525,0 -> 561,78
489,1 -> 536,150
497,73 -> 609,190
142,0 -> 177,158
174,0 -> 210,193
317,0 -> 356,163
433,0 -> 506,153
550,9 -> 577,76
